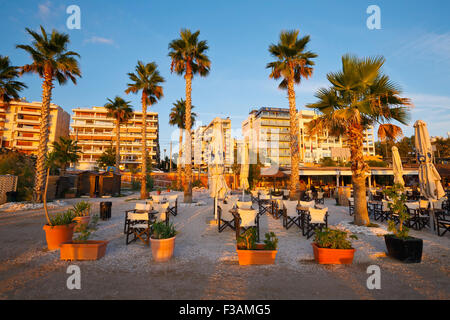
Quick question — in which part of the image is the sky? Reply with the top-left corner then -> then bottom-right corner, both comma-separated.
1,0 -> 449,157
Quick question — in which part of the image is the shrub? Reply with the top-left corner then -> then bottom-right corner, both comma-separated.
72,201 -> 91,217
237,228 -> 257,250
49,209 -> 76,226
151,222 -> 177,239
131,175 -> 154,191
263,232 -> 278,250
74,214 -> 99,242
314,228 -> 358,249
192,179 -> 203,188
383,183 -> 409,238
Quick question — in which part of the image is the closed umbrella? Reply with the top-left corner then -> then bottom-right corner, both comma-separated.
208,120 -> 229,219
391,146 -> 404,186
239,141 -> 249,200
414,120 -> 445,228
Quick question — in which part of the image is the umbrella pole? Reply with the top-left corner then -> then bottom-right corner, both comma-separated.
429,199 -> 436,231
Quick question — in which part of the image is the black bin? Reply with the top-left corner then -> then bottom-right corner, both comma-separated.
100,201 -> 112,220
6,191 -> 18,202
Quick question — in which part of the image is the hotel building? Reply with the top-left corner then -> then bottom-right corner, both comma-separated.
70,106 -> 160,170
242,107 -> 376,167
0,99 -> 70,155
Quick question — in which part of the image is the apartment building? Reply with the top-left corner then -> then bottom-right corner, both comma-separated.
70,106 -> 160,170
242,107 -> 376,167
0,99 -> 70,155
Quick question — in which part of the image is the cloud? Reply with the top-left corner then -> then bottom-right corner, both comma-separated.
84,36 -> 115,45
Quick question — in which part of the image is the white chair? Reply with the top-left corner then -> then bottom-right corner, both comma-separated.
152,202 -> 170,224
304,207 -> 328,239
236,201 -> 252,210
316,191 -> 324,204
282,200 -> 301,230
299,200 -> 315,208
218,200 -> 236,232
124,203 -> 152,234
151,194 -> 166,203
250,190 -> 259,202
237,208 -> 259,241
125,212 -> 151,245
166,195 -> 178,216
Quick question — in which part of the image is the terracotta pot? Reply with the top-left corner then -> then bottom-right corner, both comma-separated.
157,190 -> 161,195
236,244 -> 277,265
311,243 -> 355,264
167,189 -> 171,192
60,240 -> 108,260
43,223 -> 75,250
150,236 -> 175,262
73,215 -> 90,232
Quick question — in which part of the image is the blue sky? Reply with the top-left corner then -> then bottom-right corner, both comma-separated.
1,0 -> 449,156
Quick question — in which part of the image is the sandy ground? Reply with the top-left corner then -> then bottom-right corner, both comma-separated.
0,191 -> 449,300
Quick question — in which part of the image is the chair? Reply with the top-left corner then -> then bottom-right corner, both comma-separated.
348,197 -> 354,216
236,201 -> 253,210
282,189 -> 290,200
282,200 -> 301,230
258,193 -> 272,216
152,202 -> 170,225
125,212 -> 152,245
250,190 -> 259,203
436,211 -> 450,236
379,200 -> 392,222
315,191 -> 324,204
306,190 -> 313,201
299,200 -> 315,208
217,201 -> 236,232
124,203 -> 152,234
166,195 -> 178,217
151,194 -> 166,203
303,207 -> 328,239
237,208 -> 260,241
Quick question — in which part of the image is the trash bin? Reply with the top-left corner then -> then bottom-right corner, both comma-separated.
6,191 -> 18,202
100,201 -> 112,220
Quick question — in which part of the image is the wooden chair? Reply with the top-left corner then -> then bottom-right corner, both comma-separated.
152,202 -> 170,226
303,207 -> 328,239
282,200 -> 301,230
258,193 -> 272,216
436,211 -> 450,236
315,191 -> 324,204
237,208 -> 260,242
166,195 -> 178,217
125,212 -> 152,245
124,203 -> 152,234
217,201 -> 236,232
236,201 -> 253,210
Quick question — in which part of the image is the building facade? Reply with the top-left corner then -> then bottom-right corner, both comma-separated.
0,99 -> 70,155
70,106 -> 160,170
242,107 -> 376,167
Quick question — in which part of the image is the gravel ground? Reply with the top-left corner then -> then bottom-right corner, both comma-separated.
0,191 -> 449,300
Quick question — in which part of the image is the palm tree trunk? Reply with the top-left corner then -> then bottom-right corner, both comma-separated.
287,76 -> 300,200
348,123 -> 370,226
43,167 -> 51,225
140,93 -> 148,199
33,71 -> 53,203
184,71 -> 193,203
177,128 -> 183,190
115,118 -> 120,173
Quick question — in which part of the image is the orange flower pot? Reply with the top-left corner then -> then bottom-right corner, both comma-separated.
150,236 -> 175,262
311,243 -> 355,264
43,223 -> 75,250
236,244 -> 277,265
60,240 -> 108,261
73,215 -> 90,232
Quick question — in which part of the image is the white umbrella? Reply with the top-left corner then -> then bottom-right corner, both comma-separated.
208,120 -> 229,219
239,141 -> 249,200
391,146 -> 405,186
414,120 -> 445,229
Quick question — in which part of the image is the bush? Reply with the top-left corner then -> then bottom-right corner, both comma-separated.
314,228 -> 358,249
192,179 -> 203,188
49,209 -> 76,226
151,221 -> 177,239
131,175 -> 154,191
0,149 -> 35,201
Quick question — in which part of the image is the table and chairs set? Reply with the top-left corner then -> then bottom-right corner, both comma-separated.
123,194 -> 179,245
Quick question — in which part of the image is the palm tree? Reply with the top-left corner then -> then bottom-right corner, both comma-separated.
52,137 -> 81,175
168,29 -> 210,203
104,96 -> 133,172
169,98 -> 197,190
306,54 -> 411,226
267,30 -> 317,200
125,61 -> 165,199
16,26 -> 81,202
0,55 -> 27,103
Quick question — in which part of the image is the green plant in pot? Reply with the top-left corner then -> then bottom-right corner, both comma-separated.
150,221 -> 177,262
312,228 -> 358,264
236,229 -> 278,265
72,201 -> 92,232
60,214 -> 109,261
383,183 -> 423,263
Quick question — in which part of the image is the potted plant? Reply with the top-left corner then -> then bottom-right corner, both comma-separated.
156,188 -> 162,195
383,184 -> 423,263
236,229 -> 278,265
72,201 -> 91,232
60,215 -> 109,260
150,221 -> 177,262
312,228 -> 358,264
43,209 -> 77,250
